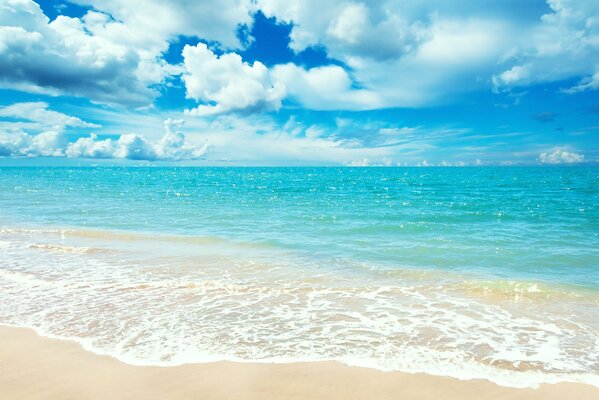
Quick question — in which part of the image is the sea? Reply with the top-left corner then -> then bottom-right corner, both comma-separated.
0,166 -> 597,388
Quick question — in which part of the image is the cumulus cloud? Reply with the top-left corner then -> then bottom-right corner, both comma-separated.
0,105 -> 210,161
258,0 -> 428,60
66,119 -> 210,161
0,0 -> 264,107
0,130 -> 65,157
182,43 -> 285,116
155,118 -> 212,160
3,0 -> 597,114
264,0 -> 597,108
260,0 -> 598,108
64,133 -> 116,159
0,0 -> 157,105
538,148 -> 585,164
270,15 -> 513,110
259,1 -> 524,108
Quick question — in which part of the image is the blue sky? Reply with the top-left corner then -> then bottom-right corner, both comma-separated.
0,0 -> 597,166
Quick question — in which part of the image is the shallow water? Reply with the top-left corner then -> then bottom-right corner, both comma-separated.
0,167 -> 598,387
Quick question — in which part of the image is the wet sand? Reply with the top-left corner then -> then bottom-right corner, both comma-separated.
1,326 -> 597,400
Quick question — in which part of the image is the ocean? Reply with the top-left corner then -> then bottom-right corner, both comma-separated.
0,166 -> 597,388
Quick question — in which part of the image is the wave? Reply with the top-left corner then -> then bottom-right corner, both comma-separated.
451,280 -> 599,303
1,223 -> 598,389
28,243 -> 106,254
0,225 -> 279,251
1,318 -> 598,390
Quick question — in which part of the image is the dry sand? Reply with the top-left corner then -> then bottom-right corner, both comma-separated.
1,325 -> 598,400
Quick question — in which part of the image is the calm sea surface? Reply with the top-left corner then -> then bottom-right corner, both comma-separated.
0,167 -> 597,387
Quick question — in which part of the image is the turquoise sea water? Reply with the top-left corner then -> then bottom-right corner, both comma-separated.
0,167 -> 598,387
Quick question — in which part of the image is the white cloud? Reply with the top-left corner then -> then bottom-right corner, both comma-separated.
271,64 -> 381,110
0,102 -> 100,130
0,101 -> 540,166
64,133 -> 116,159
538,148 -> 585,164
346,158 -> 371,167
70,0 -> 254,50
439,160 -> 468,167
258,0 -> 429,60
327,4 -> 369,45
259,2 -> 524,108
494,0 -> 599,90
261,0 -> 598,108
154,119 -> 212,160
172,113 -> 404,165
344,157 -> 395,167
562,70 -> 599,94
492,65 -> 531,88
0,130 -> 65,157
0,0 -> 156,105
182,43 -> 286,116
0,0 -> 266,108
3,0 -> 597,114
65,120 -> 210,161
0,102 -> 210,160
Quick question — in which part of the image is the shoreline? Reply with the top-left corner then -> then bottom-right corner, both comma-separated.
1,326 -> 598,400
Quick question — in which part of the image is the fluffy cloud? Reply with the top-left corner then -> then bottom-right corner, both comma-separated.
155,118 -> 212,160
0,130 -> 65,157
0,102 -> 210,161
66,119 -> 210,161
0,102 -> 100,131
493,66 -> 531,88
0,0 -> 156,105
2,0 -> 598,118
271,64 -> 381,110
258,0 -> 428,59
257,1 -> 527,108
182,43 -> 285,116
70,0 -> 254,50
290,17 -> 510,108
64,133 -> 116,159
0,0 -> 262,106
494,0 -> 599,91
260,0 -> 598,108
0,128 -> 210,161
538,148 -> 585,164
21,108 -> 407,165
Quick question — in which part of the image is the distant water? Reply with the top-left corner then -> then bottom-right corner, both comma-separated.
0,167 -> 598,388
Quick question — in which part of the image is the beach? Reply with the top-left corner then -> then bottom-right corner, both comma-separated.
2,325 -> 598,400
1,167 -> 598,393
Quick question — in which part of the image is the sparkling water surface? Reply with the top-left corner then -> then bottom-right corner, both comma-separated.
0,167 -> 598,388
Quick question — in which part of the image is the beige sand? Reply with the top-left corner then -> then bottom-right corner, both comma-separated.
1,326 -> 598,400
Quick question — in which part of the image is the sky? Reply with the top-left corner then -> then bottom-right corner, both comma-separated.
0,0 -> 597,166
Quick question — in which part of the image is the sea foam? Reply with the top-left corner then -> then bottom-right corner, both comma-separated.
0,225 -> 598,389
